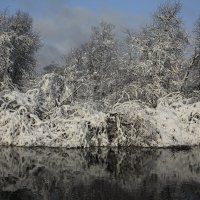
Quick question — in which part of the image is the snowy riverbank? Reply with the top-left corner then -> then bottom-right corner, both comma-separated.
0,86 -> 200,148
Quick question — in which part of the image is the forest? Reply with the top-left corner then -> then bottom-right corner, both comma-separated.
0,1 -> 200,148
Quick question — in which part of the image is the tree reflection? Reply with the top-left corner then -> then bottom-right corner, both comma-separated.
0,147 -> 199,200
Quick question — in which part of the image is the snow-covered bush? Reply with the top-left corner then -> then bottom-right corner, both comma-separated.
0,85 -> 200,148
0,72 -> 110,148
110,93 -> 200,147
0,87 -> 109,147
37,73 -> 72,111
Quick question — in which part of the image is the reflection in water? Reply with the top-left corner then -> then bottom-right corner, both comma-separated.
0,147 -> 200,200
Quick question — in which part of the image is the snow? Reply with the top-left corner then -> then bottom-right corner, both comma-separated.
0,77 -> 200,148
0,74 -> 109,148
111,95 -> 200,147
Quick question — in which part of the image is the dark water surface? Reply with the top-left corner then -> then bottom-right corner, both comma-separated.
0,147 -> 200,200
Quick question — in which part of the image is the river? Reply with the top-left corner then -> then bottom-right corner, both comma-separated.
0,146 -> 200,200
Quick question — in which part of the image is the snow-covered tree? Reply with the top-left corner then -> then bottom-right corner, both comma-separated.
0,33 -> 13,89
0,10 -> 40,89
183,17 -> 200,93
124,1 -> 188,105
64,22 -> 121,104
8,11 -> 40,87
88,22 -> 119,73
194,17 -> 200,52
0,12 -> 13,89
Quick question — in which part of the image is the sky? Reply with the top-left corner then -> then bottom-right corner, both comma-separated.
0,0 -> 200,69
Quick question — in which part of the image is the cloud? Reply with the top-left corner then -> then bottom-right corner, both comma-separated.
34,7 -> 96,68
34,7 -> 145,68
7,0 -> 146,69
34,7 -> 95,52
